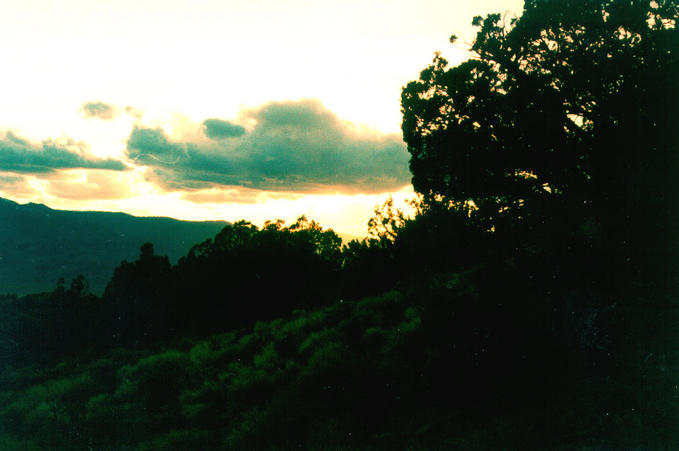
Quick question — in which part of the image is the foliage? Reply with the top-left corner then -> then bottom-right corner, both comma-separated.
366,195 -> 408,243
1,267 -> 677,449
103,243 -> 173,346
168,216 -> 343,335
402,0 -> 679,378
401,1 -> 679,316
402,1 -> 679,225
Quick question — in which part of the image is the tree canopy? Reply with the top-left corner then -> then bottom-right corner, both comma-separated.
402,0 -> 679,248
401,0 -> 679,400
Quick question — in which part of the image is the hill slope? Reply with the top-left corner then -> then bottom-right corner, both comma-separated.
0,198 -> 228,295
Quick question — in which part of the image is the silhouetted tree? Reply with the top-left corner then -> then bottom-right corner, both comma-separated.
341,197 -> 490,299
403,1 -> 678,232
401,0 -> 679,375
103,243 -> 172,345
171,218 -> 343,335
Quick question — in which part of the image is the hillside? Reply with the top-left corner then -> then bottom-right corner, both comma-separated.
0,198 -> 228,295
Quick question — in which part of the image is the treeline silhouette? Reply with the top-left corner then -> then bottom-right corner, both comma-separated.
2,216 -> 343,361
0,208 -> 494,362
1,196 -> 676,448
1,0 -> 678,448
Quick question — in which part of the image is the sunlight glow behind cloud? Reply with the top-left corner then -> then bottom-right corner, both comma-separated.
0,0 -> 524,235
126,100 -> 410,193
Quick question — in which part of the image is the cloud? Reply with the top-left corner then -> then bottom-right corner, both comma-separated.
124,106 -> 144,119
0,173 -> 24,185
80,101 -> 118,120
80,101 -> 144,120
202,119 -> 246,139
182,188 -> 263,204
182,187 -> 303,204
0,173 -> 40,198
0,131 -> 127,173
125,99 -> 410,193
46,170 -> 132,200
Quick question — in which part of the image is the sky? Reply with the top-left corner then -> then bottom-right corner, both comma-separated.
0,0 -> 523,237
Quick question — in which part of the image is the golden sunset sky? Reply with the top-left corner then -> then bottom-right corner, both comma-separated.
0,0 -> 523,236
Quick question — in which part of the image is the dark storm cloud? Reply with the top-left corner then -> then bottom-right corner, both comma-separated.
0,131 -> 127,173
202,119 -> 246,139
125,99 -> 410,193
80,101 -> 118,120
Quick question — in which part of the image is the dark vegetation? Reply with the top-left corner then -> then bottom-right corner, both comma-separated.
1,0 -> 678,448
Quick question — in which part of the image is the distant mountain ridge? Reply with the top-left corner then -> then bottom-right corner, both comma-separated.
0,198 -> 229,295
